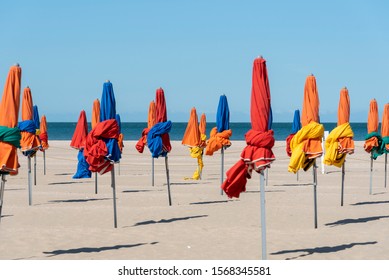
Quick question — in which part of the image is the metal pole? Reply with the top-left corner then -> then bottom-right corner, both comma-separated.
313,160 -> 318,229
370,154 -> 373,195
260,170 -> 267,260
94,172 -> 98,194
43,150 -> 46,175
165,156 -> 172,206
385,154 -> 387,189
34,155 -> 37,186
152,157 -> 155,187
341,162 -> 345,207
0,174 -> 7,222
111,165 -> 117,228
28,156 -> 32,206
221,147 -> 224,195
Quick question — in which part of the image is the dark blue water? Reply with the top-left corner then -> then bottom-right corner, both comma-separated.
47,122 -> 370,141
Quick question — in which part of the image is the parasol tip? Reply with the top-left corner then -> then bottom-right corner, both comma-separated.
310,73 -> 314,76
14,63 -> 20,67
344,86 -> 347,89
106,79 -> 110,83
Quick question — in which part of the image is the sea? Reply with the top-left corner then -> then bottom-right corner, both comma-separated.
47,122 -> 371,141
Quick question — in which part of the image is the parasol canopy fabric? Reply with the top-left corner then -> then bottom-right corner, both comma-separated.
136,101 -> 155,153
324,88 -> 354,167
182,108 -> 204,180
70,110 -> 91,178
18,87 -> 41,156
147,88 -> 172,156
116,114 -> 124,152
288,75 -> 324,173
100,82 -> 116,121
73,149 -> 91,179
286,109 -> 301,157
182,108 -> 201,148
147,121 -> 172,158
216,95 -> 230,132
33,105 -> 41,135
381,104 -> 389,153
206,95 -> 232,156
70,110 -> 88,150
364,99 -> 382,159
0,65 -> 22,175
221,57 -> 275,198
91,99 -> 100,130
84,119 -> 119,174
39,115 -> 49,150
199,113 -> 207,148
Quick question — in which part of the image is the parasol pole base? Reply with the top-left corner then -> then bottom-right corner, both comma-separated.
95,172 -> 98,194
28,156 -> 32,206
260,170 -> 267,260
152,157 -> 155,187
341,162 -> 345,207
34,155 -> 37,186
370,154 -> 373,195
0,173 -> 7,223
165,156 -> 172,206
313,160 -> 318,229
385,154 -> 387,189
220,147 -> 224,195
43,150 -> 46,175
111,166 -> 117,228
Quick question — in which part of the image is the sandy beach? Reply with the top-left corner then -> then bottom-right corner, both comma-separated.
0,140 -> 388,260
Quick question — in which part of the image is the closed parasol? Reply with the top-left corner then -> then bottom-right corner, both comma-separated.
70,110 -> 91,179
0,64 -> 22,221
324,87 -> 354,206
206,95 -> 232,195
382,103 -> 389,188
147,88 -> 173,205
182,107 -> 204,180
84,80 -> 120,227
91,98 -> 100,193
364,99 -> 382,194
288,74 -> 324,228
18,87 -> 42,205
221,57 -> 275,259
32,105 -> 42,185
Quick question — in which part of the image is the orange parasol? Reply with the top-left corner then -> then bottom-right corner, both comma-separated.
288,74 -> 324,228
199,113 -> 207,145
364,99 -> 382,194
19,87 -> 41,156
39,115 -> 49,150
0,64 -> 22,221
182,107 -> 201,147
148,101 -> 156,129
182,107 -> 203,180
382,103 -> 389,188
0,65 -> 22,175
91,99 -> 100,130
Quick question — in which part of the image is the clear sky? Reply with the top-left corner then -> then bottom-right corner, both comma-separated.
1,0 -> 388,122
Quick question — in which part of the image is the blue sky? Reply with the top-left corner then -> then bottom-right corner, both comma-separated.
1,0 -> 388,122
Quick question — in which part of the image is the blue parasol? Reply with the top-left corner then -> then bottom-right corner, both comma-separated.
292,109 -> 301,134
216,95 -> 230,132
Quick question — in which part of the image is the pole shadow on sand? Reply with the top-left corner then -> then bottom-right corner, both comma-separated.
271,241 -> 377,260
130,215 -> 208,227
324,215 -> 389,227
42,242 -> 154,257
